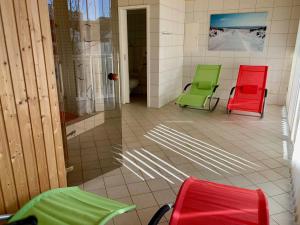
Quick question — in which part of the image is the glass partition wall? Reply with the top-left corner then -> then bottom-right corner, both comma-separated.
48,0 -> 122,185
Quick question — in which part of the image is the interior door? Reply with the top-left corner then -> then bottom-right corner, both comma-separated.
48,0 -> 122,185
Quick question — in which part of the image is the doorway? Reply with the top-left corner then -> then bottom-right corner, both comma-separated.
119,6 -> 150,106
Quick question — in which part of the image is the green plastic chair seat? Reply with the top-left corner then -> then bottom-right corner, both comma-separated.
9,187 -> 136,225
176,65 -> 221,109
176,94 -> 207,108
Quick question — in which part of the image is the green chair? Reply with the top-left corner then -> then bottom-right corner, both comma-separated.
176,64 -> 221,111
1,187 -> 136,225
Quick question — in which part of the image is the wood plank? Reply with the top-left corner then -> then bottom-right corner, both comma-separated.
0,0 -> 40,199
0,7 -> 30,206
38,0 -> 67,187
0,180 -> 6,214
13,0 -> 50,192
0,102 -> 18,213
26,0 -> 59,189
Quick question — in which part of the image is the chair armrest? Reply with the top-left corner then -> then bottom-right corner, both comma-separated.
7,216 -> 37,225
183,83 -> 192,91
148,204 -> 173,225
264,89 -> 268,98
213,85 -> 219,92
230,86 -> 236,96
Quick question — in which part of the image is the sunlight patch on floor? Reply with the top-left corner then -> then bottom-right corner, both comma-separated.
113,147 -> 189,184
144,124 -> 260,175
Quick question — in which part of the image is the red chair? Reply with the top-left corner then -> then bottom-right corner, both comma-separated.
149,177 -> 269,225
227,65 -> 268,118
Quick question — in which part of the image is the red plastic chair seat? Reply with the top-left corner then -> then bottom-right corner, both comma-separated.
228,98 -> 262,113
227,65 -> 268,114
169,177 -> 269,225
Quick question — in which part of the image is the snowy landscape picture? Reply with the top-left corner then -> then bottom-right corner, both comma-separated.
208,12 -> 267,51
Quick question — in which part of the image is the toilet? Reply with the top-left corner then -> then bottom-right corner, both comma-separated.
129,77 -> 139,93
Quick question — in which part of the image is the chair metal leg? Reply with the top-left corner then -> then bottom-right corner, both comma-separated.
261,99 -> 266,118
208,97 -> 220,112
7,216 -> 37,225
0,214 -> 13,222
148,204 -> 173,225
226,108 -> 231,114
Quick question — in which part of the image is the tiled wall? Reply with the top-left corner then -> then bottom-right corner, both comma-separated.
158,0 -> 185,107
184,0 -> 300,105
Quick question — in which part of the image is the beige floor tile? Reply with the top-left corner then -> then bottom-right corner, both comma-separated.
122,171 -> 145,184
261,159 -> 283,169
132,193 -> 158,209
259,169 -> 283,181
153,189 -> 176,205
114,196 -> 133,205
270,218 -> 279,225
87,188 -> 107,197
272,211 -> 294,225
127,182 -> 151,195
114,211 -> 141,225
268,198 -> 287,215
158,222 -> 169,225
147,178 -> 171,192
107,185 -> 130,199
137,206 -> 164,225
83,177 -> 105,191
104,174 -> 126,187
244,172 -> 269,184
274,178 -> 292,192
227,175 -> 253,187
272,193 -> 293,211
257,182 -> 286,196
274,167 -> 291,178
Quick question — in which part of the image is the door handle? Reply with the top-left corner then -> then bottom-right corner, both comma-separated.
108,73 -> 119,81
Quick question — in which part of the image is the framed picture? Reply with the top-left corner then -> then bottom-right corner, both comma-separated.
208,12 -> 268,52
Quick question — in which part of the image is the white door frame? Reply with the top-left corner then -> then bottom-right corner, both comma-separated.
118,5 -> 150,107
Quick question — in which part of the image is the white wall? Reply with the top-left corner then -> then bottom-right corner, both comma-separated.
287,22 -> 300,142
292,127 -> 300,225
158,0 -> 185,107
288,21 -> 300,224
184,0 -> 300,105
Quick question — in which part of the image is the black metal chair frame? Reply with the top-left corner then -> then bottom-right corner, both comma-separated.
0,215 -> 37,225
148,203 -> 173,225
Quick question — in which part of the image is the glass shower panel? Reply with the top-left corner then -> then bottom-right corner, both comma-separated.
48,0 -> 122,185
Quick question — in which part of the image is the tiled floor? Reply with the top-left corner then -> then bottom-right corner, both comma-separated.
67,99 -> 294,225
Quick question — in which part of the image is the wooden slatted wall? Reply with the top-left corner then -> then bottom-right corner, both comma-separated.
0,0 -> 67,214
